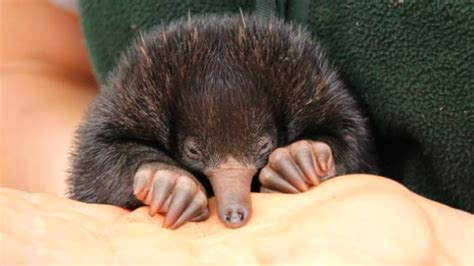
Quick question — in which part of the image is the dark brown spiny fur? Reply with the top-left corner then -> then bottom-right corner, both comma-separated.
68,15 -> 377,210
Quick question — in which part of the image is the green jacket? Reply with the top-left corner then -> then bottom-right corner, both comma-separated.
79,0 -> 473,212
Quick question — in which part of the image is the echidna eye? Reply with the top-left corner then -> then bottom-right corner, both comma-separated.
184,138 -> 202,161
258,137 -> 273,155
188,147 -> 199,155
260,142 -> 270,153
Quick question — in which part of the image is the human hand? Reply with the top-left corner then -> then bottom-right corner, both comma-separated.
1,175 -> 472,265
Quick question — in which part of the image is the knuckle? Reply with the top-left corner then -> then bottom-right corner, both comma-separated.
199,208 -> 210,218
313,141 -> 332,153
291,140 -> 312,151
154,170 -> 175,183
193,209 -> 209,221
137,163 -> 156,172
269,148 -> 289,165
258,168 -> 271,184
195,192 -> 208,207
180,184 -> 195,195
138,162 -> 172,175
177,177 -> 197,194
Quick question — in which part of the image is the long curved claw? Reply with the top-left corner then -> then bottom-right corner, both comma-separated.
259,140 -> 336,193
133,164 -> 210,229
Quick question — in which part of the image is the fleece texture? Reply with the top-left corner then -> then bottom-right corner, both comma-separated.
78,0 -> 473,212
302,0 -> 473,212
78,0 -> 254,84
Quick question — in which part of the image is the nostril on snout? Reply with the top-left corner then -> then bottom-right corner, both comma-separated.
218,203 -> 251,228
225,209 -> 245,223
224,206 -> 247,224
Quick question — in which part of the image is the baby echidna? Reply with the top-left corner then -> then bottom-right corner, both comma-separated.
68,15 -> 377,229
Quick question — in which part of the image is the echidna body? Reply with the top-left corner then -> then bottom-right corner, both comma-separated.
68,15 -> 377,229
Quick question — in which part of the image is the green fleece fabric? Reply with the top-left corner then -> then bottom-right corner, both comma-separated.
78,0 -> 255,84
302,0 -> 473,212
78,0 -> 473,212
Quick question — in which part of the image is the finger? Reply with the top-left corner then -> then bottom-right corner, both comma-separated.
289,142 -> 319,185
321,155 -> 335,180
162,176 -> 197,228
148,172 -> 175,216
170,192 -> 207,229
158,194 -> 173,214
319,155 -> 335,181
133,168 -> 154,201
311,142 -> 334,178
190,208 -> 210,222
259,167 -> 299,193
269,149 -> 308,191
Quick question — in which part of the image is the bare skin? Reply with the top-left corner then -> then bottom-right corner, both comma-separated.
0,0 -> 96,195
1,175 -> 473,265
